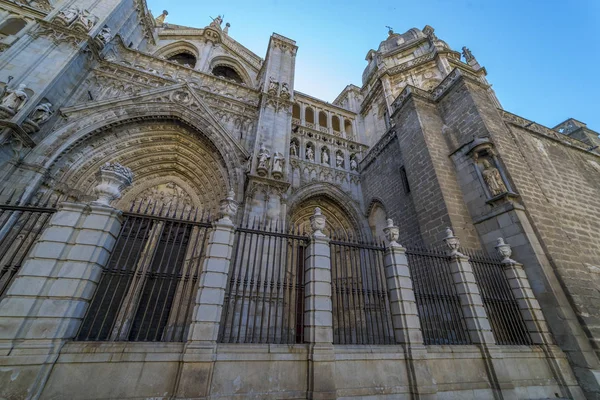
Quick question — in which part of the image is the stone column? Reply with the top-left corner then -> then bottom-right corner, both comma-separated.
444,228 -> 495,345
0,163 -> 132,399
384,219 -> 438,399
176,190 -> 238,399
305,207 -> 336,400
383,219 -> 422,345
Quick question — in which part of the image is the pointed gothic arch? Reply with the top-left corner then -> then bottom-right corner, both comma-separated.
287,183 -> 368,240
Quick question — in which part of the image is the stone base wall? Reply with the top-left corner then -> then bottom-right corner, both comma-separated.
20,343 -> 575,399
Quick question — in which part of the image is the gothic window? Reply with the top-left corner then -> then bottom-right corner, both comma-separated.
212,65 -> 243,84
318,111 -> 328,128
332,116 -> 341,133
400,166 -> 410,194
167,52 -> 197,68
0,18 -> 27,40
292,103 -> 301,120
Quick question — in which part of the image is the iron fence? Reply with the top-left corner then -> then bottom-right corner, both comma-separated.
0,190 -> 60,298
406,247 -> 471,345
219,221 -> 308,344
465,249 -> 532,345
330,237 -> 394,345
76,201 -> 212,342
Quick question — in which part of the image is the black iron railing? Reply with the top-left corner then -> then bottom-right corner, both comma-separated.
219,221 -> 308,344
76,201 -> 212,342
330,237 -> 394,345
406,247 -> 472,345
465,249 -> 532,345
0,191 -> 60,298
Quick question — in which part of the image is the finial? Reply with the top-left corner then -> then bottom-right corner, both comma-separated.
444,227 -> 463,257
462,46 -> 474,62
495,237 -> 516,264
224,22 -> 230,34
310,207 -> 327,237
219,189 -> 238,223
386,25 -> 394,36
383,218 -> 401,247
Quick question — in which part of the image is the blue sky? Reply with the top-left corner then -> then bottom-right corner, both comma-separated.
146,0 -> 600,131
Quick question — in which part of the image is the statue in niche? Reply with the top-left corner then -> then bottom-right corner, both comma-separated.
256,143 -> 270,176
290,141 -> 298,157
280,83 -> 290,99
268,76 -> 279,95
306,145 -> 314,161
481,159 -> 507,196
29,102 -> 53,125
98,27 -> 112,45
336,153 -> 344,168
322,148 -> 329,165
1,83 -> 29,113
272,152 -> 284,179
350,157 -> 358,171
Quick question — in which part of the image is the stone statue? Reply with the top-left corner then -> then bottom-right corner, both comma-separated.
155,10 -> 168,25
1,83 -> 29,113
268,76 -> 279,95
350,157 -> 358,171
272,152 -> 284,179
462,46 -> 474,62
280,83 -> 290,99
256,143 -> 270,175
98,27 -> 112,45
58,7 -> 79,25
30,102 -> 53,125
322,148 -> 329,165
290,141 -> 298,157
78,9 -> 96,31
336,153 -> 344,168
210,15 -> 223,29
306,146 -> 314,161
481,159 -> 507,196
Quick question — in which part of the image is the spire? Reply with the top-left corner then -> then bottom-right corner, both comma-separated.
462,46 -> 481,70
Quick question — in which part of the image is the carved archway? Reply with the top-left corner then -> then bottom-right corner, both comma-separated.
287,183 -> 368,240
40,120 -> 230,213
208,55 -> 253,86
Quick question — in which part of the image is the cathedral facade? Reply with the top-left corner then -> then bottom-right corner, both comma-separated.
0,1 -> 600,399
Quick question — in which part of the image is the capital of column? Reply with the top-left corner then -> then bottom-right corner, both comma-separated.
310,207 -> 327,238
92,162 -> 134,206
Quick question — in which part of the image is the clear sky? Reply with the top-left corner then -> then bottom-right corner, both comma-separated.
146,0 -> 600,131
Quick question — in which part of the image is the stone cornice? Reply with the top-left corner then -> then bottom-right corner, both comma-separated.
0,0 -> 49,18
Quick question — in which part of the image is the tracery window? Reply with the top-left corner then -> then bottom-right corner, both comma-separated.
167,52 -> 197,68
212,65 -> 243,84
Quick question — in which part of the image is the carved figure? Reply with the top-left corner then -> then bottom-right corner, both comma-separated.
155,10 -> 168,25
210,15 -> 223,29
256,143 -> 270,175
58,7 -> 79,25
306,146 -> 314,161
77,9 -> 96,31
1,84 -> 29,112
268,76 -> 278,95
350,157 -> 358,171
481,159 -> 507,196
290,141 -> 298,157
272,152 -> 284,178
322,148 -> 329,165
280,83 -> 290,99
462,46 -> 474,62
336,153 -> 344,168
30,102 -> 53,125
98,27 -> 112,45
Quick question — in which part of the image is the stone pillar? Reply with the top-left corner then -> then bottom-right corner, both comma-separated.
496,238 -> 585,399
0,163 -> 132,399
305,207 -> 336,400
176,190 -> 238,399
384,219 -> 438,399
444,228 -> 495,345
382,219 -> 422,344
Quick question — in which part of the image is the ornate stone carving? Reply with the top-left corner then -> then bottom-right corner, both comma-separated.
280,82 -> 290,99
155,10 -> 168,25
268,76 -> 279,96
481,159 -> 508,197
462,46 -> 474,62
272,152 -> 284,179
56,7 -> 79,26
383,218 -> 400,247
219,189 -> 238,222
209,15 -> 223,29
29,102 -> 53,125
256,143 -> 270,176
310,207 -> 326,236
1,84 -> 29,116
495,238 -> 516,264
136,182 -> 193,212
444,227 -> 463,257
321,148 -> 329,165
290,140 -> 298,157
336,152 -> 344,168
350,155 -> 358,171
73,9 -> 97,32
97,27 -> 112,46
306,144 -> 314,161
93,162 -> 134,206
